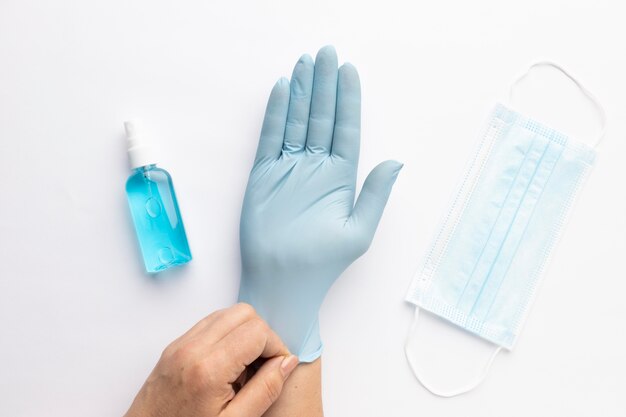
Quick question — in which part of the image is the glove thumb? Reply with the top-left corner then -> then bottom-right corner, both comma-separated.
348,160 -> 403,250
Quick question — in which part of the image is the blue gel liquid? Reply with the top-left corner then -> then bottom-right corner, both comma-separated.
126,164 -> 191,273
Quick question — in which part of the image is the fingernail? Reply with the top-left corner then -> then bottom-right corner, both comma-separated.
280,355 -> 299,379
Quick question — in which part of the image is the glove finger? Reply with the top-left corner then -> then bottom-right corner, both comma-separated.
348,160 -> 403,249
306,45 -> 338,155
255,77 -> 289,163
283,54 -> 314,154
331,63 -> 361,165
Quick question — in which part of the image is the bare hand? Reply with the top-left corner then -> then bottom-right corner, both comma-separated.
125,303 -> 299,417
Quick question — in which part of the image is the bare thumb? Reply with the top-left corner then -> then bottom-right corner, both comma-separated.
223,355 -> 299,417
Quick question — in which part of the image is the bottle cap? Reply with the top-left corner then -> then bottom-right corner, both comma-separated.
124,120 -> 157,169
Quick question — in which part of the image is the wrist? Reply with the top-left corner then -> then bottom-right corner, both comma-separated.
238,280 -> 324,360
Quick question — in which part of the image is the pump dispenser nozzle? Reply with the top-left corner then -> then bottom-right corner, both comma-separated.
124,120 -> 157,170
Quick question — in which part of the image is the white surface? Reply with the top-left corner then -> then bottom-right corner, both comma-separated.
1,0 -> 624,415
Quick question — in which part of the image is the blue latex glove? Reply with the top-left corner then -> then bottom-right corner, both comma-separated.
239,46 -> 402,362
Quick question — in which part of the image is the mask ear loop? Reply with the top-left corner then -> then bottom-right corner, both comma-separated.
508,61 -> 607,148
404,308 -> 502,397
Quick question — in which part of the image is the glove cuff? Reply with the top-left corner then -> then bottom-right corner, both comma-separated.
238,282 -> 324,362
296,317 -> 323,362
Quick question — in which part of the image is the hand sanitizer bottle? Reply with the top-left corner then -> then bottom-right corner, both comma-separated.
124,121 -> 192,273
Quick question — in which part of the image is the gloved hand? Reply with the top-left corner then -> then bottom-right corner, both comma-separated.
239,46 -> 402,362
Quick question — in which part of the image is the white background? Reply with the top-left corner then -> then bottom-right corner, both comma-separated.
1,0 -> 624,416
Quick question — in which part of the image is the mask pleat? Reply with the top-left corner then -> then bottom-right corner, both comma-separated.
407,104 -> 594,349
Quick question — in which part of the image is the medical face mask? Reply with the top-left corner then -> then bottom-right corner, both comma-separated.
405,62 -> 606,397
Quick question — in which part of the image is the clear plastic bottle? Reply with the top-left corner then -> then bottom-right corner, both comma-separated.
124,121 -> 191,273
